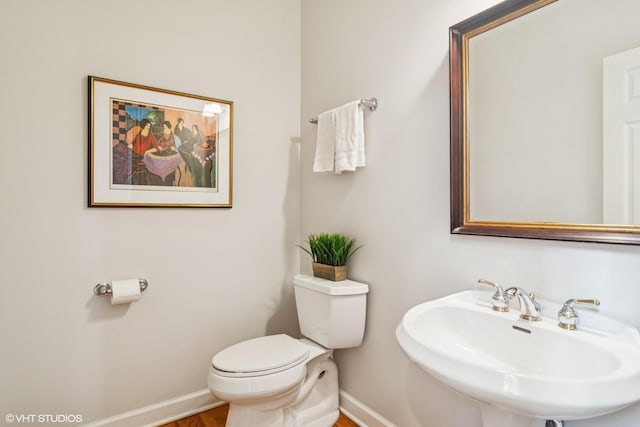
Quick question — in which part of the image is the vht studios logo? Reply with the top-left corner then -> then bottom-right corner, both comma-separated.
5,413 -> 83,424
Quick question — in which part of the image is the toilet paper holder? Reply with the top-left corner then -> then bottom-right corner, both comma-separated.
94,279 -> 148,296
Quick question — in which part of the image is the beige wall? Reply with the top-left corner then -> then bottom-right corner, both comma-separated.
301,1 -> 640,426
3,1 -> 640,426
0,0 -> 300,423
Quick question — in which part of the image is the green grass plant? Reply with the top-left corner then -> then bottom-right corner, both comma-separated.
298,233 -> 362,266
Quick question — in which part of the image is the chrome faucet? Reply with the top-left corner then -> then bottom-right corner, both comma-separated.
477,279 -> 509,312
557,298 -> 600,330
505,287 -> 541,321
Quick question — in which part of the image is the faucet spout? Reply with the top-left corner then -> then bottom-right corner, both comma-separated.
505,287 -> 541,321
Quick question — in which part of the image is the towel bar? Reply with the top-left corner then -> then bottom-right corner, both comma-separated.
94,279 -> 148,296
309,98 -> 378,124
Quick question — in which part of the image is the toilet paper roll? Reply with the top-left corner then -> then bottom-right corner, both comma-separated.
110,279 -> 141,305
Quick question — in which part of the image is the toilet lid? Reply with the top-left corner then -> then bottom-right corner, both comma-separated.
212,334 -> 309,376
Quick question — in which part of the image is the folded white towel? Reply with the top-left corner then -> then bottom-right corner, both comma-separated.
334,100 -> 365,174
313,100 -> 365,174
312,109 -> 335,173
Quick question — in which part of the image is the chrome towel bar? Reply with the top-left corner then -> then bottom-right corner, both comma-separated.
309,97 -> 378,124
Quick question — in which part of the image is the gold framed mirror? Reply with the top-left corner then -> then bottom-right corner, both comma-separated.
450,0 -> 640,245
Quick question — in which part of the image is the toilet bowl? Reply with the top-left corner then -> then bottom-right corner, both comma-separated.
208,335 -> 337,426
207,275 -> 369,427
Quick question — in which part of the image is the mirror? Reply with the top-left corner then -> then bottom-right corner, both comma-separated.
450,0 -> 640,245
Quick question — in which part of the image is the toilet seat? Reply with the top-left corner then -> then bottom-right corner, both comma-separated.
212,334 -> 309,378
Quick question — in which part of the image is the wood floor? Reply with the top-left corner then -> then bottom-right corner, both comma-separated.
158,404 -> 359,427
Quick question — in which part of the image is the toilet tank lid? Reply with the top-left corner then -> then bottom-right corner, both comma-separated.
294,274 -> 369,295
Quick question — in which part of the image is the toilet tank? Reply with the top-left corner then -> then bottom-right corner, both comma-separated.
293,274 -> 369,349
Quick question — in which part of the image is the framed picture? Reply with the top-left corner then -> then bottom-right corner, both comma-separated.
88,76 -> 233,207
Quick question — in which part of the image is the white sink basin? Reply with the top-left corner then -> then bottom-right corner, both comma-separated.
396,290 -> 640,421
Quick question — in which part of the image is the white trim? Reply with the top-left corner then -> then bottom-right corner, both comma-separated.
339,389 -> 397,427
83,389 -> 221,427
82,387 -> 393,427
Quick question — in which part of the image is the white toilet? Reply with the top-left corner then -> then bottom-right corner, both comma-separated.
207,274 -> 369,427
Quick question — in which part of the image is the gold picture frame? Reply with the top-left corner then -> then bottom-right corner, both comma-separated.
88,76 -> 233,207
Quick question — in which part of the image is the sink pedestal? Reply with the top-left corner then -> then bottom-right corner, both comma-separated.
480,405 -> 545,427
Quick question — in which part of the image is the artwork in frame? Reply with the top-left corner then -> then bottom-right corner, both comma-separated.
88,76 -> 233,207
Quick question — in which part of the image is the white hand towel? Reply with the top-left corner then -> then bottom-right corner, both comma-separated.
313,109 -> 336,173
313,100 -> 366,174
334,100 -> 365,174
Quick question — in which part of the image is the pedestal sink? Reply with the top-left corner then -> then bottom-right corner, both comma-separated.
395,290 -> 640,426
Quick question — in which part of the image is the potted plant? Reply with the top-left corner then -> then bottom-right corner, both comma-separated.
298,233 -> 363,281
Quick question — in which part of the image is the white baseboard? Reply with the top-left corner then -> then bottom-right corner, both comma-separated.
83,387 -> 393,427
83,389 -> 222,427
339,390 -> 397,427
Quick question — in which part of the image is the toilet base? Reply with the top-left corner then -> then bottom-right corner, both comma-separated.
224,358 -> 339,427
284,358 -> 339,427
226,405 -> 284,427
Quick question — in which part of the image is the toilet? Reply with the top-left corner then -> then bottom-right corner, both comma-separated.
207,274 -> 369,427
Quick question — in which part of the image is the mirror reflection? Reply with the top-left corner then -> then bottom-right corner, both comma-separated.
469,0 -> 640,224
451,0 -> 640,244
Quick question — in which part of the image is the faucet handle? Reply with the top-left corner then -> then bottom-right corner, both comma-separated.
558,298 -> 601,330
477,279 -> 509,312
